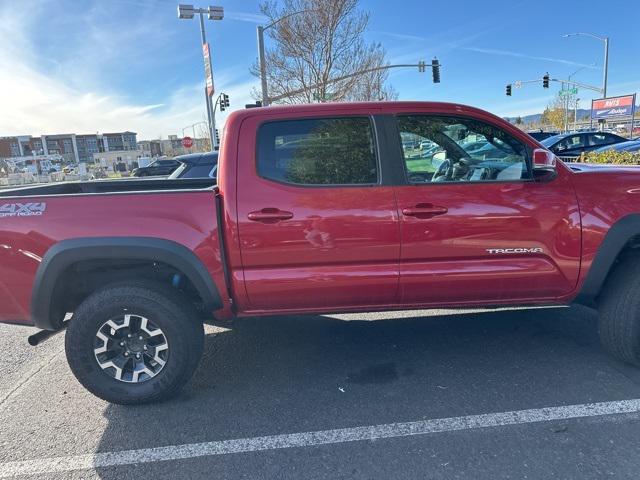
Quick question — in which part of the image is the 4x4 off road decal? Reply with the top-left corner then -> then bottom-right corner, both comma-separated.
0,202 -> 47,218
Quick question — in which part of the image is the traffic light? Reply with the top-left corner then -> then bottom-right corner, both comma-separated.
543,73 -> 549,88
506,84 -> 512,96
215,128 -> 220,145
432,57 -> 440,83
219,93 -> 230,111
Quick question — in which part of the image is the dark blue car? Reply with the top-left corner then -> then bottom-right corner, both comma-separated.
541,131 -> 628,158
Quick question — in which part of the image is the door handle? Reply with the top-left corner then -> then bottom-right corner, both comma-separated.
248,208 -> 294,222
402,204 -> 448,218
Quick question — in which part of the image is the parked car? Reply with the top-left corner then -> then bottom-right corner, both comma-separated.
131,158 -> 181,177
168,152 -> 218,179
594,140 -> 640,153
541,131 -> 628,158
4,101 -> 640,405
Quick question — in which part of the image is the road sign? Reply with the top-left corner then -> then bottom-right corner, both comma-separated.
559,88 -> 578,96
514,81 -> 522,89
203,43 -> 214,97
182,136 -> 193,148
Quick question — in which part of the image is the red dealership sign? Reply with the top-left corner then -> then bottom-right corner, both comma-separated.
203,43 -> 214,97
591,95 -> 635,119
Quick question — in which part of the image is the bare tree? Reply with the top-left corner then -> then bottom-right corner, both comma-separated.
253,0 -> 397,104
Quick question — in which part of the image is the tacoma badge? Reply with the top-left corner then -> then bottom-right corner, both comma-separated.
486,247 -> 543,254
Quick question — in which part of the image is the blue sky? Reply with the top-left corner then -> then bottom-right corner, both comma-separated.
1,0 -> 638,139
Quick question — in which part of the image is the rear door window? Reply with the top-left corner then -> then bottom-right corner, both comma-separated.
257,117 -> 378,185
588,133 -> 615,146
181,164 -> 216,178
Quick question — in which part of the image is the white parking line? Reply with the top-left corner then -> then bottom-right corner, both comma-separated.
1,398 -> 640,478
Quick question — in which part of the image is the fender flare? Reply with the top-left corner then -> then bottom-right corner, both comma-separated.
576,214 -> 640,304
32,237 -> 222,330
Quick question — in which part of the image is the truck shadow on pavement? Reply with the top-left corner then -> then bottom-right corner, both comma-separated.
93,305 -> 640,477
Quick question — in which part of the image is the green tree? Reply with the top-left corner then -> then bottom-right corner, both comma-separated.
541,96 -> 567,131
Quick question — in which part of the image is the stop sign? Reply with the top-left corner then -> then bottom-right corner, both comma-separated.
182,136 -> 193,148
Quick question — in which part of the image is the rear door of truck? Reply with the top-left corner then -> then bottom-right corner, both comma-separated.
235,111 -> 401,312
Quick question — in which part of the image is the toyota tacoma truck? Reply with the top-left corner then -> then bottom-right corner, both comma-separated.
1,101 -> 639,405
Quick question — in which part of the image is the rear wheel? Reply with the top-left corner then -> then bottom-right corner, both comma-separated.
65,282 -> 204,404
597,256 -> 640,366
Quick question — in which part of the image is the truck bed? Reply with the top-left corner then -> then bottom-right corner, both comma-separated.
0,178 -> 216,198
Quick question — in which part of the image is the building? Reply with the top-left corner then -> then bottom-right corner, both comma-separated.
137,140 -> 163,157
0,131 -> 138,163
93,149 -> 145,172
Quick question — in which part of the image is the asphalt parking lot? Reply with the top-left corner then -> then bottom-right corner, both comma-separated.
1,305 -> 640,479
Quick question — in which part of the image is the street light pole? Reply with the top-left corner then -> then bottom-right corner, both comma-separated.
178,4 -> 223,149
256,9 -> 315,106
563,32 -> 609,98
197,12 -> 216,148
603,37 -> 609,98
257,26 -> 269,106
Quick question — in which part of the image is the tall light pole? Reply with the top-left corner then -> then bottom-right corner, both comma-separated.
178,4 -> 223,149
564,67 -> 588,132
563,32 -> 609,98
257,9 -> 315,107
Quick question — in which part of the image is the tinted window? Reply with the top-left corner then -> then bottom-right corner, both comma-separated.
588,133 -> 615,146
180,164 -> 215,178
397,115 -> 530,184
555,135 -> 584,151
257,117 -> 378,185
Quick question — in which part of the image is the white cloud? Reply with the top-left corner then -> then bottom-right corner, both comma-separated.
225,10 -> 268,24
0,1 -> 258,140
461,47 -> 600,70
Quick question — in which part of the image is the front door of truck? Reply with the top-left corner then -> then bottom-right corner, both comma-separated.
392,113 -> 581,306
236,114 -> 400,312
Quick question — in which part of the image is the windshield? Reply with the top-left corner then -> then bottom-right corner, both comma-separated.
540,135 -> 562,147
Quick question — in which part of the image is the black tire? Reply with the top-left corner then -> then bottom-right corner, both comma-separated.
598,256 -> 640,366
65,281 -> 204,404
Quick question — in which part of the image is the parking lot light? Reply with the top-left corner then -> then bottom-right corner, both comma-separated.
563,32 -> 609,98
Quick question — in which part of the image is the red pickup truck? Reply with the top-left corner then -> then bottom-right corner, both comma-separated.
2,101 -> 639,404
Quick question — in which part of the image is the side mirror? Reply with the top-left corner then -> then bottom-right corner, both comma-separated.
533,148 -> 557,172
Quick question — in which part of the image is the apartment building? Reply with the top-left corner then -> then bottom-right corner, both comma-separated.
0,131 -> 138,163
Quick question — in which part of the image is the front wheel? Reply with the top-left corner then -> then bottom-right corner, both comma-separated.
65,282 -> 204,404
597,256 -> 640,366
